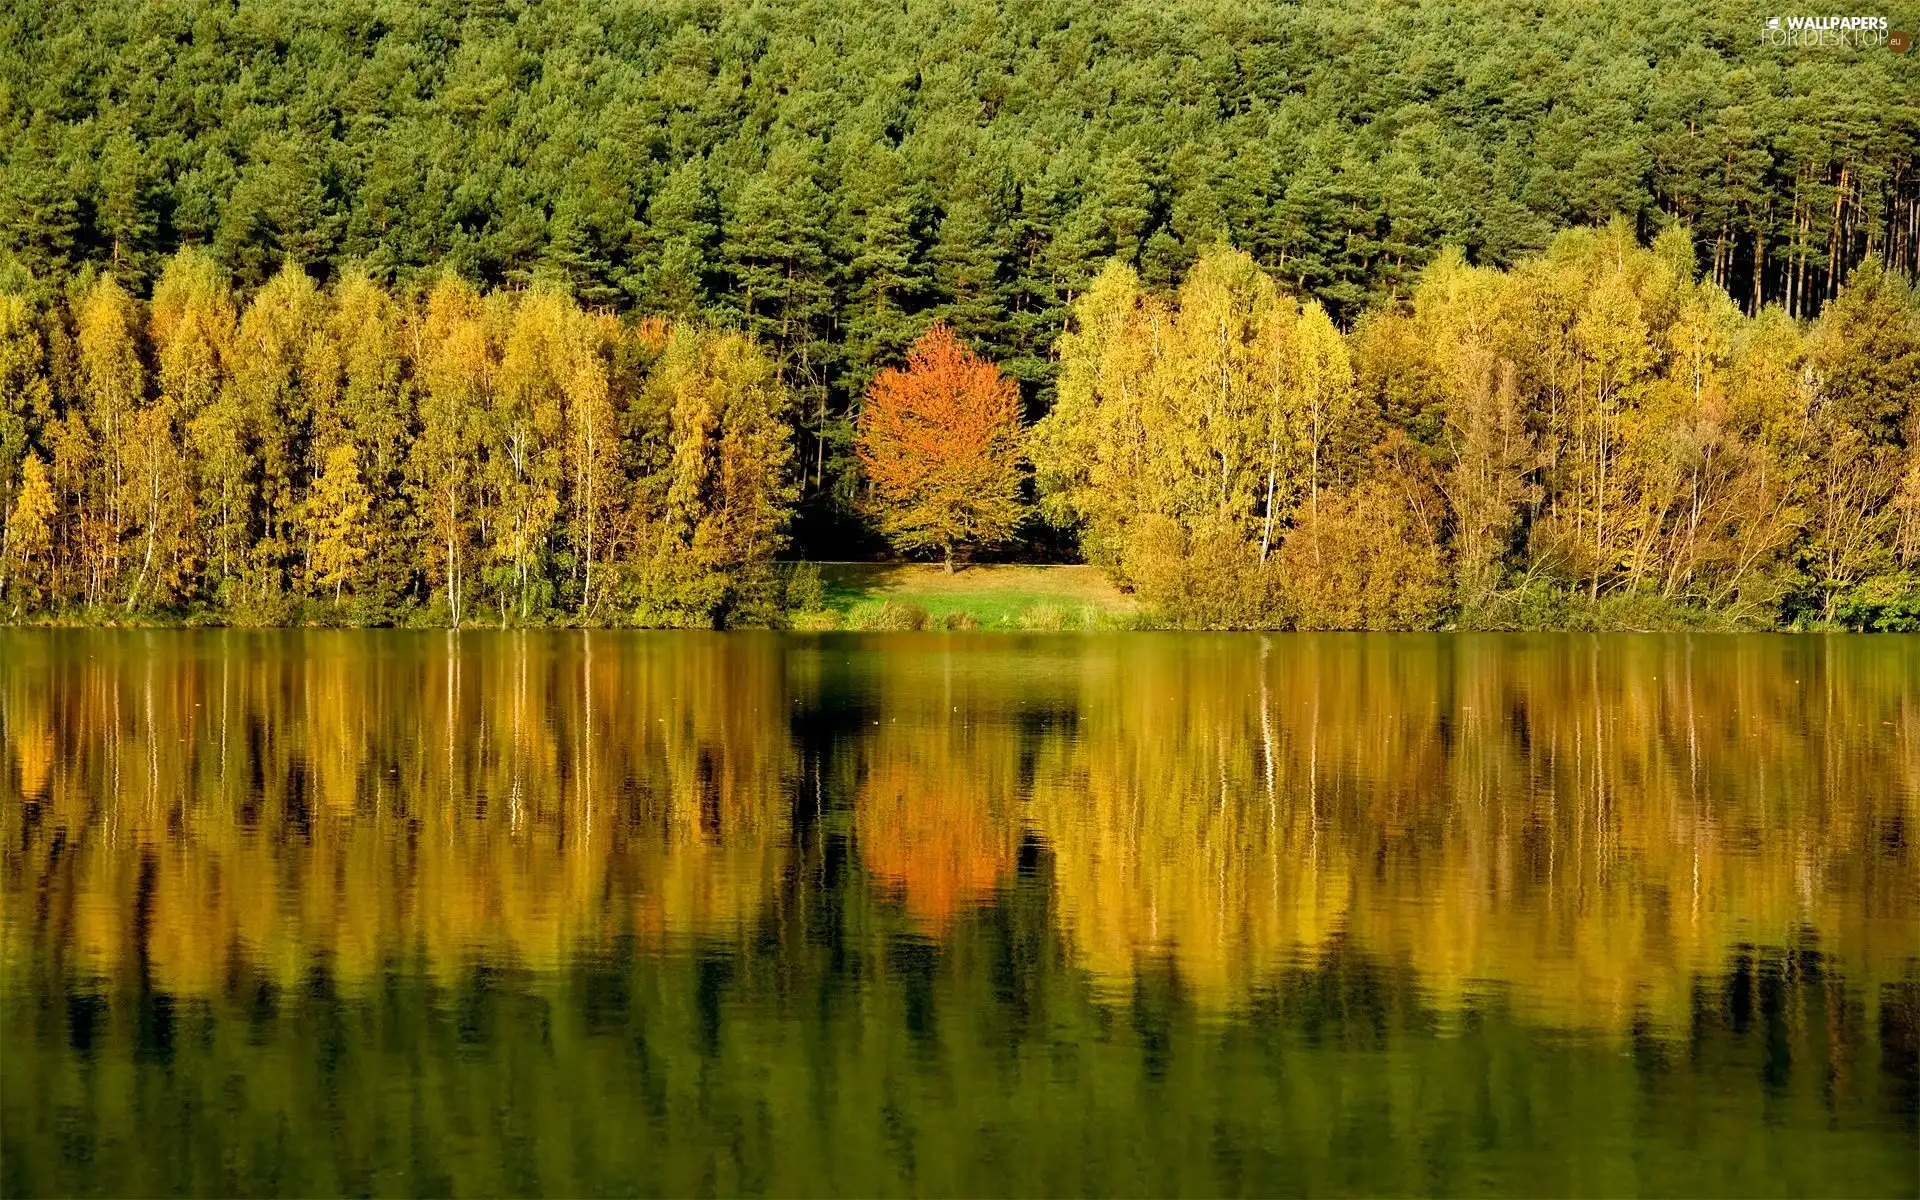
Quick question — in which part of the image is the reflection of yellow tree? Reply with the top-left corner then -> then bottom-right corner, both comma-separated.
1026,638 -> 1363,998
1341,636 -> 1920,1027
5,632 -> 1916,1036
1,631 -> 794,994
1027,635 -> 1920,1027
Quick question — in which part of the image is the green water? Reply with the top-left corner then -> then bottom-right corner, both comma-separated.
2,631 -> 1916,1196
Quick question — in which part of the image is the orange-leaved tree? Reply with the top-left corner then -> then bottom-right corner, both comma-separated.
856,324 -> 1025,570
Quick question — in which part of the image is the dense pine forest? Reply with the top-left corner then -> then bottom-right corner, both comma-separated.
1,0 -> 1916,628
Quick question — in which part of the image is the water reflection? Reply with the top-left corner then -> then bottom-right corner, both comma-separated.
1024,634 -> 1919,1023
3,631 -> 1916,1196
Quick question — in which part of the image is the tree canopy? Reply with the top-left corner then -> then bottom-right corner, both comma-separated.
2,0 -> 1914,540
1031,232 -> 1920,630
0,259 -> 798,627
857,324 -> 1025,570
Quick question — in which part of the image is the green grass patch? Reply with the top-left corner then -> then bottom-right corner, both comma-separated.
790,563 -> 1147,631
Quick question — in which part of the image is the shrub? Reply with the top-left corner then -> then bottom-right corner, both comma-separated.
782,561 -> 826,613
1121,514 -> 1286,629
1277,482 -> 1447,630
846,599 -> 930,631
1018,602 -> 1074,630
1835,574 -> 1920,632
788,608 -> 843,631
1090,607 -> 1161,631
721,559 -> 787,628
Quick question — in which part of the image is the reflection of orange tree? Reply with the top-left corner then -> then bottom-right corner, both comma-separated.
851,641 -> 1024,929
1,631 -> 794,994
857,754 -> 1016,930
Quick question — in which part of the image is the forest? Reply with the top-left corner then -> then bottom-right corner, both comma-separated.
1,226 -> 1916,629
1,0 -> 1917,628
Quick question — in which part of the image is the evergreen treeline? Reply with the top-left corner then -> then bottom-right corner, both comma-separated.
3,0 -> 1917,541
2,224 -> 1914,629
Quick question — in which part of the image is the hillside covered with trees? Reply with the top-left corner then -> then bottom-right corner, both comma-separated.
0,0 -> 1916,628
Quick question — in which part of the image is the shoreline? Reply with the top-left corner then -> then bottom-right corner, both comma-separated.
0,557 -> 1894,638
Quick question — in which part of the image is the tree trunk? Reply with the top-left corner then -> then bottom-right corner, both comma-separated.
124,475 -> 158,613
1260,463 -> 1278,562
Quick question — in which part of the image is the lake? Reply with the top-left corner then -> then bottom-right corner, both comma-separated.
2,631 -> 1916,1196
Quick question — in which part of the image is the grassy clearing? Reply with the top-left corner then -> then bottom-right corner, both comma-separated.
781,564 -> 1775,633
791,563 -> 1148,631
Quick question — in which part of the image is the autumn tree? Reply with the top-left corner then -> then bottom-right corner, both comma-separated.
485,289 -> 568,621
0,293 -> 51,531
1029,261 -> 1157,568
857,323 -> 1025,571
150,248 -> 233,418
74,275 -> 145,601
561,307 -> 622,620
225,262 -> 324,608
1800,262 -> 1920,622
1385,252 -> 1539,618
150,248 -> 237,592
1277,472 -> 1448,630
410,276 -> 490,627
1032,249 -> 1357,623
70,271 -> 197,612
2,452 -> 56,612
324,270 -> 412,614
634,327 -> 798,625
119,396 -> 194,612
304,444 -> 371,602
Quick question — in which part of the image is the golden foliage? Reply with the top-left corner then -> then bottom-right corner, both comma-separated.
1032,248 -> 1370,625
857,323 -> 1026,568
6,633 -> 1911,1037
1,632 -> 795,992
631,327 -> 797,626
1276,476 -> 1448,630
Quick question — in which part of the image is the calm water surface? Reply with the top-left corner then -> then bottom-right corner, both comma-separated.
2,631 -> 1916,1197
